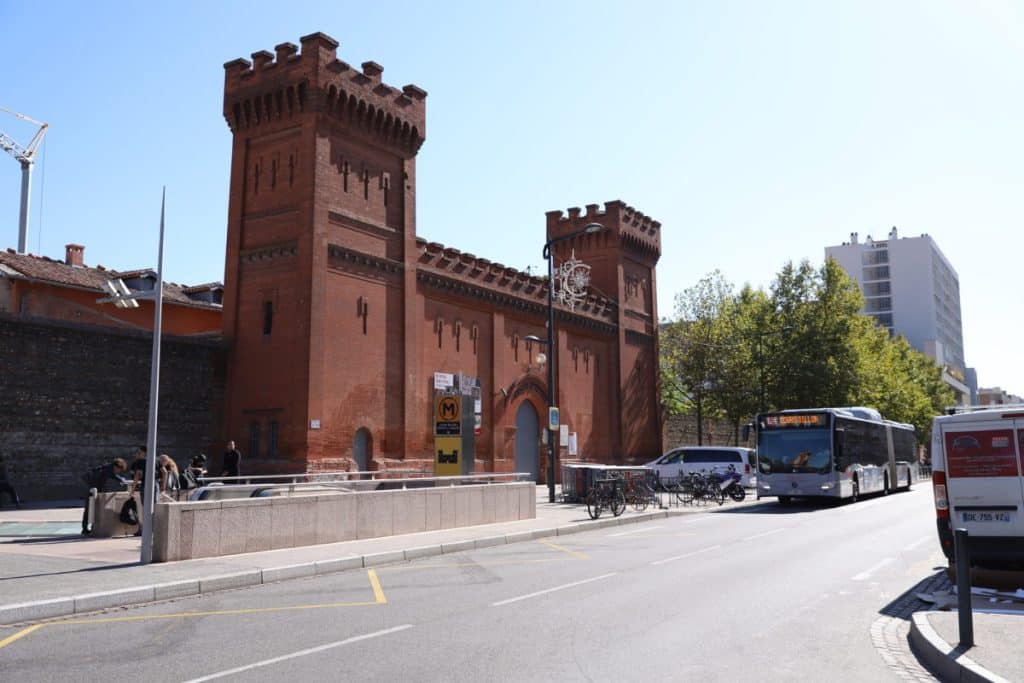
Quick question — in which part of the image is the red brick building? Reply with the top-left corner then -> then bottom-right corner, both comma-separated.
220,33 -> 662,480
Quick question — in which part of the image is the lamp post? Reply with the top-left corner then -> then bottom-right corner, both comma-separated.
529,222 -> 604,503
96,188 -> 166,565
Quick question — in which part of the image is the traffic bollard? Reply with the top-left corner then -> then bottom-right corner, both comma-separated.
954,527 -> 973,648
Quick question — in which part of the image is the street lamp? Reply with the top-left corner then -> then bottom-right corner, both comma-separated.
96,188 -> 167,565
530,222 -> 604,503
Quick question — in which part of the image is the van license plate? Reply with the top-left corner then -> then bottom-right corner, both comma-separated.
962,511 -> 1012,523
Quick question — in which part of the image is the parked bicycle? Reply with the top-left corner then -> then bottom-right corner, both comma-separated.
586,477 -> 626,519
623,474 -> 659,512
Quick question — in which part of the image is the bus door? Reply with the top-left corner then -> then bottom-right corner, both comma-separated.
940,418 -> 1024,540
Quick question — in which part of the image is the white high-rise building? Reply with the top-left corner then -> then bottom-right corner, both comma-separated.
825,227 -> 969,403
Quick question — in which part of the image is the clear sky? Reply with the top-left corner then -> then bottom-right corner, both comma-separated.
2,1 -> 1021,396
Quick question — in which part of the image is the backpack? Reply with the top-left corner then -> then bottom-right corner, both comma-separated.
179,468 -> 199,490
119,497 -> 139,525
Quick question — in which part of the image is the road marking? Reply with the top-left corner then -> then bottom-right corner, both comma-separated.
650,545 -> 721,566
741,528 -> 788,542
538,538 -> 590,560
183,624 -> 414,682
903,536 -> 931,552
608,525 -> 663,537
852,558 -> 895,581
0,623 -> 45,650
367,570 -> 387,604
61,571 -> 386,625
492,573 -> 617,607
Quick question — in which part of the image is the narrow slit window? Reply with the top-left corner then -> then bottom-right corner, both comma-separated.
263,301 -> 274,336
250,421 -> 261,459
268,421 -> 279,458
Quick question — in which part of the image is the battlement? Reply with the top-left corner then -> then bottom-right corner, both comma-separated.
223,32 -> 427,155
545,200 -> 661,261
414,238 -> 616,322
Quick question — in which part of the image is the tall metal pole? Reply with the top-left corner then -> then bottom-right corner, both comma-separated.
17,161 -> 32,254
757,333 -> 766,414
140,188 -> 166,565
545,244 -> 556,503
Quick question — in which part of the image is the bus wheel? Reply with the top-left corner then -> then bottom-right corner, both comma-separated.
850,479 -> 860,503
778,496 -> 791,506
883,473 -> 890,495
906,471 -> 912,491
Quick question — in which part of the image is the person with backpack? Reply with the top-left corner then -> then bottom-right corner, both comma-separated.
158,454 -> 181,499
179,454 -> 207,492
82,457 -> 128,535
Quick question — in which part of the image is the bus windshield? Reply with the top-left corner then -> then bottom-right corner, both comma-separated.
759,429 -> 832,474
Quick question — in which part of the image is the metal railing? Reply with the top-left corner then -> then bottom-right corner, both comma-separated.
179,471 -> 534,502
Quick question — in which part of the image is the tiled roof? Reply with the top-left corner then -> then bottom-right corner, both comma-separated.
0,249 -> 222,309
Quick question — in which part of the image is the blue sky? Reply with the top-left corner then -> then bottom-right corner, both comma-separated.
2,1 -> 1022,396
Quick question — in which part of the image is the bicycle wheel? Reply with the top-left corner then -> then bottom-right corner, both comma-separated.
632,492 -> 648,512
611,490 -> 626,517
586,490 -> 602,519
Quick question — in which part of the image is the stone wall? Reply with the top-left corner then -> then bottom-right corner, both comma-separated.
153,482 -> 536,562
0,314 -> 225,501
662,412 -> 754,451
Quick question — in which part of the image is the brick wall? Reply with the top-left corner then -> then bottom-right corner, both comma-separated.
662,413 -> 753,452
0,314 -> 224,501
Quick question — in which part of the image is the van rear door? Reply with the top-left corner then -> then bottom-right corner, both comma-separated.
940,418 -> 1024,539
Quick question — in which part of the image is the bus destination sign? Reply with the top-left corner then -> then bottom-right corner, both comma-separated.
764,413 -> 828,428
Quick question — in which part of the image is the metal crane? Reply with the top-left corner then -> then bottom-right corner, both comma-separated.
0,105 -> 49,254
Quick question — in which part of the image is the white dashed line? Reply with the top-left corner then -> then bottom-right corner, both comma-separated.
852,558 -> 894,581
903,536 -> 932,552
650,545 -> 721,566
492,573 -> 618,606
608,525 -> 663,537
741,528 -> 788,542
183,624 -> 414,682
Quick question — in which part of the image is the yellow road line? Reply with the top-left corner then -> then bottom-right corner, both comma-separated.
367,569 -> 386,604
0,623 -> 45,650
60,600 -> 381,625
538,538 -> 590,560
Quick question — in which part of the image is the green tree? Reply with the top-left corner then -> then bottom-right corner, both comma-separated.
660,271 -> 733,444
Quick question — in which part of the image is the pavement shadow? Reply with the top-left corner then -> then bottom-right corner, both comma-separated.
879,570 -> 952,620
0,561 -> 141,582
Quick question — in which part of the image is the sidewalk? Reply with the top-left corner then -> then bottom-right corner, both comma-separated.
0,487 -> 699,626
911,589 -> 1024,683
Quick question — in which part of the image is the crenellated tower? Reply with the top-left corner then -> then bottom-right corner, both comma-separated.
545,201 -> 663,458
220,32 -> 428,469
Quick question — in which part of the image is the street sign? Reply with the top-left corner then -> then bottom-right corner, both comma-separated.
434,435 -> 461,476
435,395 -> 461,436
548,406 -> 560,431
434,372 -> 454,390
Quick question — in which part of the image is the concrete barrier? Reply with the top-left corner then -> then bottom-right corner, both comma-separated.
152,482 -> 535,562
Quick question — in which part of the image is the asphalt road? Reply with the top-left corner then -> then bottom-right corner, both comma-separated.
1,487 -> 945,682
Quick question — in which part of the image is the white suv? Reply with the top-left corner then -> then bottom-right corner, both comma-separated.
646,446 -> 756,488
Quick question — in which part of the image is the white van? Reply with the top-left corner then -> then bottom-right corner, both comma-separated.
645,446 -> 756,488
931,407 -> 1024,566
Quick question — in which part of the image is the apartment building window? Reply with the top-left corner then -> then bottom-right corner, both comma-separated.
862,265 -> 889,280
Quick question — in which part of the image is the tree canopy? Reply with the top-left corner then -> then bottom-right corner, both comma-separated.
660,258 -> 954,446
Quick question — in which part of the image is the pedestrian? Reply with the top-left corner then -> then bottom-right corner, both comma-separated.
158,454 -> 181,499
0,453 -> 22,508
181,454 -> 207,490
221,440 -> 242,478
81,457 -> 128,535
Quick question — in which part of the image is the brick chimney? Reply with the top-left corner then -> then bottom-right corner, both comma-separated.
65,244 -> 84,267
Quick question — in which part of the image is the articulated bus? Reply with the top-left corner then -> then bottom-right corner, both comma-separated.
752,407 -> 917,504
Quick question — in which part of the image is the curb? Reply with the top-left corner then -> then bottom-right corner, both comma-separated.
0,507 -> 690,626
909,612 -> 1011,683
